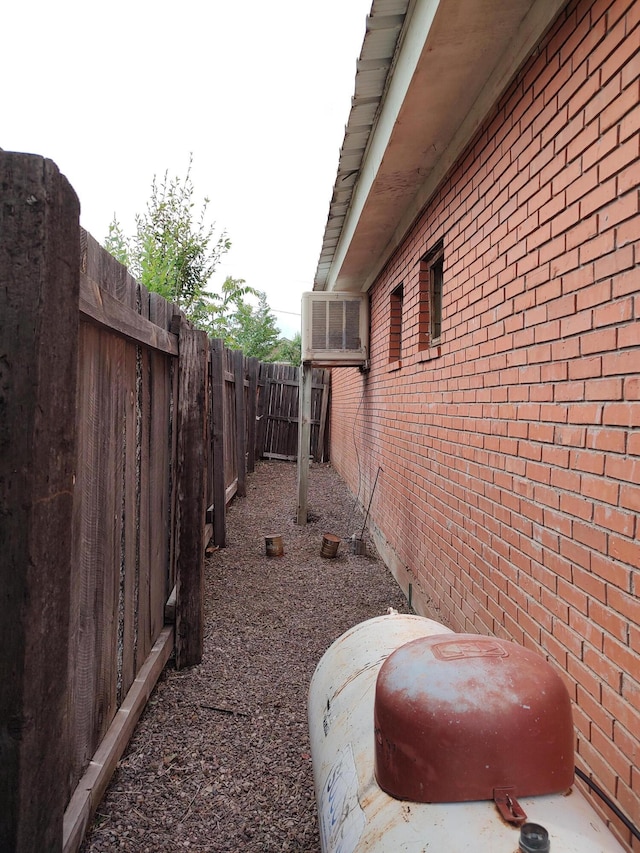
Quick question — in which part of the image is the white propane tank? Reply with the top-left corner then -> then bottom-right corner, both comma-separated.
308,613 -> 626,853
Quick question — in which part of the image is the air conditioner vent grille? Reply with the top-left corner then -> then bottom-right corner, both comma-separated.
301,292 -> 369,366
311,299 -> 362,351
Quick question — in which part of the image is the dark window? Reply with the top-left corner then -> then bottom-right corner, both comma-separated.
389,284 -> 403,362
419,241 -> 444,350
430,253 -> 443,342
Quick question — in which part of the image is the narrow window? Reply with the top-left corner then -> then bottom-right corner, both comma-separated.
419,241 -> 444,350
430,252 -> 443,342
389,283 -> 403,363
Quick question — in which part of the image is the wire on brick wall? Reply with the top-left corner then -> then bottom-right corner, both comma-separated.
345,382 -> 367,538
574,767 -> 640,843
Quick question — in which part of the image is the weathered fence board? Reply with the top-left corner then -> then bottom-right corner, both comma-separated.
223,348 -> 238,501
79,272 -> 178,355
234,349 -> 247,498
79,328 -> 127,744
258,364 -> 330,462
122,338 -> 139,700
175,319 -> 209,669
0,153 -> 80,853
1,150 -> 332,853
148,346 -> 173,638
210,339 -> 227,547
62,626 -> 174,853
138,343 -> 153,670
247,357 -> 259,473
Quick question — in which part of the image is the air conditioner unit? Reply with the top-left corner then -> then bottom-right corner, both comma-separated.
301,291 -> 369,366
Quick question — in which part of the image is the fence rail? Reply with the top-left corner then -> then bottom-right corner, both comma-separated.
0,151 -> 329,853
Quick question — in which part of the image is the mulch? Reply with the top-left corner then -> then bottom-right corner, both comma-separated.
80,460 -> 413,852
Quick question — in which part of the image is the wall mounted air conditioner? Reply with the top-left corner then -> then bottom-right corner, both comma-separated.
301,291 -> 369,366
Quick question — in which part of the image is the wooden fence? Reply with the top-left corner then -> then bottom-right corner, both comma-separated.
0,152 -> 329,853
258,362 -> 330,463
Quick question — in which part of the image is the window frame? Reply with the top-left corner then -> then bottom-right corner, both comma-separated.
418,240 -> 444,353
430,249 -> 443,344
388,282 -> 404,364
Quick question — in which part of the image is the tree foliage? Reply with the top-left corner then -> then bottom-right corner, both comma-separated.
225,290 -> 282,360
104,157 -> 300,362
272,332 -> 302,366
104,157 -> 250,329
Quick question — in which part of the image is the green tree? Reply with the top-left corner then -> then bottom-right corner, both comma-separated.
272,332 -> 302,366
190,275 -> 254,339
104,157 -> 249,329
224,290 -> 281,360
104,158 -> 291,360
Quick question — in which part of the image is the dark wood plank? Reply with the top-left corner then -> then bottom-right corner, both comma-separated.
120,339 -> 138,702
148,295 -> 172,633
286,364 -> 299,459
63,627 -> 174,853
262,376 -> 273,457
210,340 -> 227,547
0,152 -> 80,852
136,288 -> 152,670
255,363 -> 268,458
317,369 -> 331,463
149,291 -> 170,330
167,346 -> 179,595
247,357 -> 259,473
175,320 -> 209,668
68,322 -> 96,796
271,366 -> 283,457
79,272 -> 179,356
137,346 -> 153,670
138,282 -> 150,318
85,231 -> 128,300
224,348 -> 237,496
149,350 -> 172,638
99,333 -> 129,746
263,452 -> 297,461
234,350 -> 247,497
297,363 -> 313,524
68,324 -> 127,794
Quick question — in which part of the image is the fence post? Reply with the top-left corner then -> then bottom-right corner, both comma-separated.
0,153 -> 80,851
246,357 -> 259,473
296,362 -> 313,524
210,339 -> 227,547
317,369 -> 331,463
255,362 -> 269,459
174,317 -> 209,669
233,349 -> 247,498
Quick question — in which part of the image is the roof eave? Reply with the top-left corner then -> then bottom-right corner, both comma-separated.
314,0 -> 569,294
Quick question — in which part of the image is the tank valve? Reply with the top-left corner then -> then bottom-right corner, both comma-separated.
519,822 -> 550,852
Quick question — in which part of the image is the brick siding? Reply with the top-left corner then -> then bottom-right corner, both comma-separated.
330,0 -> 640,846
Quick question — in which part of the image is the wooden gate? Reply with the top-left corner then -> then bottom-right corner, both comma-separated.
257,363 -> 330,462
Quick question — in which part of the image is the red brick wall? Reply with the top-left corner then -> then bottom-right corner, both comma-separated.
330,0 -> 640,846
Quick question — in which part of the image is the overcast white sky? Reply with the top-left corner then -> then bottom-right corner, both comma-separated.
2,0 -> 372,337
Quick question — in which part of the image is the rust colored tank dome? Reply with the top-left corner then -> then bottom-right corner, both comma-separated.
374,633 -> 574,803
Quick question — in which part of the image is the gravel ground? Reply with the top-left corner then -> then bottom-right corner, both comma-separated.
81,460 -> 413,853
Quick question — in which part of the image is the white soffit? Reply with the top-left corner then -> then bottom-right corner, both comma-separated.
314,0 -> 413,290
314,0 -> 569,293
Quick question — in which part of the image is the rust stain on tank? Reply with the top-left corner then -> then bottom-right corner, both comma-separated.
373,633 -> 575,804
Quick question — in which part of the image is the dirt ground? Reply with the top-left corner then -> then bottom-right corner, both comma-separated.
80,460 -> 412,852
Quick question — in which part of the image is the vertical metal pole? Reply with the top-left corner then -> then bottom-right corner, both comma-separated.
296,361 -> 313,524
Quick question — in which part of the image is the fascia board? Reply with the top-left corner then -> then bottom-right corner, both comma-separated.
359,0 -> 570,293
325,0 -> 441,293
